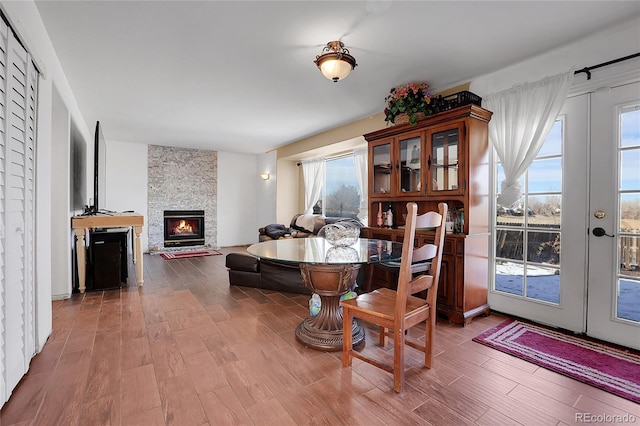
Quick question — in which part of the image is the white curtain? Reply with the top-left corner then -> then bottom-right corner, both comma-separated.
301,158 -> 326,214
484,69 -> 574,207
354,147 -> 368,224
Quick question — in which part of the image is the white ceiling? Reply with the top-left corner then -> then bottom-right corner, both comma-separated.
34,1 -> 639,155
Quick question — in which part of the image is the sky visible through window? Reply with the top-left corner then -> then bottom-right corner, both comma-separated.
326,156 -> 359,195
325,155 -> 360,218
497,111 -> 640,196
621,109 -> 640,192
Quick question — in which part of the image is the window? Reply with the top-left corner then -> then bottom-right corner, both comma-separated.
318,155 -> 361,218
494,120 -> 563,303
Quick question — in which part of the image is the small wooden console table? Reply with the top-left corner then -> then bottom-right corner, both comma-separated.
71,212 -> 144,293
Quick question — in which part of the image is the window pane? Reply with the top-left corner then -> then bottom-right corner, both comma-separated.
527,231 -> 560,266
620,149 -> 640,191
495,260 -> 524,296
618,279 -> 640,322
496,163 -> 525,224
619,234 -> 640,277
538,120 -> 563,157
620,193 -> 640,233
496,230 -> 524,260
526,266 -> 560,303
325,156 -> 359,218
621,108 -> 640,148
528,158 -> 562,193
527,195 -> 561,229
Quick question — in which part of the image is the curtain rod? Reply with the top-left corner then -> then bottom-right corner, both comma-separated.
574,52 -> 640,80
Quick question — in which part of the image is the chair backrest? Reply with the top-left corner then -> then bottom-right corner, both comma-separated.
395,202 -> 448,317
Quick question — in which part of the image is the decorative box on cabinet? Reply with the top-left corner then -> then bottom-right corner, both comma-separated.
364,104 -> 492,325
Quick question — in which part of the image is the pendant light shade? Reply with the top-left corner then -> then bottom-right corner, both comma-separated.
314,41 -> 357,82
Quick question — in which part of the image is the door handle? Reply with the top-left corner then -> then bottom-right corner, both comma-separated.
592,227 -> 614,237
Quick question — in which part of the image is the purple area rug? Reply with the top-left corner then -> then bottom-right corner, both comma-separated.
473,319 -> 640,403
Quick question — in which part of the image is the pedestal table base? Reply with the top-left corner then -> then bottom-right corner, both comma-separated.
296,263 -> 362,351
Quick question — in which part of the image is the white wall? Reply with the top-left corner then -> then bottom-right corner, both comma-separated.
104,140 -> 149,252
103,144 -> 260,249
50,85 -> 71,299
276,159 -> 299,226
0,1 -> 91,351
256,151 -> 277,228
218,151 -> 260,246
471,15 -> 640,96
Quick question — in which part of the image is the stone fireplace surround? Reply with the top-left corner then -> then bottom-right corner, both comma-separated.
147,145 -> 217,251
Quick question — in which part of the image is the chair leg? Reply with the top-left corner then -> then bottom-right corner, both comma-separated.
378,326 -> 387,346
393,327 -> 405,392
342,307 -> 353,367
424,316 -> 433,369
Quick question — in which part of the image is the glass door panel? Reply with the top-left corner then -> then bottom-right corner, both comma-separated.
490,96 -> 587,333
616,109 -> 640,323
399,136 -> 421,193
372,142 -> 391,195
429,125 -> 463,194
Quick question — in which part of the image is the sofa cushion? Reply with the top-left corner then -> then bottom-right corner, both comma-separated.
225,253 -> 259,273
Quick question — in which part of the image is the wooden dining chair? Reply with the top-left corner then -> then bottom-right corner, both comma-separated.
340,202 -> 448,392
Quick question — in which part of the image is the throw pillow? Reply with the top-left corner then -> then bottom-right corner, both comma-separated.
264,224 -> 288,240
293,214 -> 320,233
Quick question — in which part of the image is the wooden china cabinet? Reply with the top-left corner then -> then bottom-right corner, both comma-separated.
363,104 -> 492,325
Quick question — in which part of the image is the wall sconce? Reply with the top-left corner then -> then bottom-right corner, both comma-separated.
260,173 -> 270,181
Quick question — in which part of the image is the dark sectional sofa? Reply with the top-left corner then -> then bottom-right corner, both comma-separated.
225,252 -> 311,295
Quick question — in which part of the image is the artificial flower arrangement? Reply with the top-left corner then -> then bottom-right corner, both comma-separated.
384,82 -> 433,126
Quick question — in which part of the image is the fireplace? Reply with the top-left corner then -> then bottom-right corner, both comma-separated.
164,210 -> 205,247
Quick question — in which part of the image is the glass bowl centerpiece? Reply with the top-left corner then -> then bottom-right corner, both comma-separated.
384,82 -> 433,126
321,223 -> 360,247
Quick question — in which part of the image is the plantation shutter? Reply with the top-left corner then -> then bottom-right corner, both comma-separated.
0,16 -> 38,405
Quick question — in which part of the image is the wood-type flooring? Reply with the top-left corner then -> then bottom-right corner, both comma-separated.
1,246 -> 638,425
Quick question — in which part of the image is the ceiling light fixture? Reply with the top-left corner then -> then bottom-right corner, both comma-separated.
260,173 -> 270,181
314,40 -> 357,82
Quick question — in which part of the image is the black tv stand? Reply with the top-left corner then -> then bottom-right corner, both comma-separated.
88,227 -> 129,290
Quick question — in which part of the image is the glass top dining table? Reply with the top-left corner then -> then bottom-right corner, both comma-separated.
247,237 -> 404,351
247,237 -> 404,265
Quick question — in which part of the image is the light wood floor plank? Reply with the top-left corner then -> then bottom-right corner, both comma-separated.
1,246 -> 636,426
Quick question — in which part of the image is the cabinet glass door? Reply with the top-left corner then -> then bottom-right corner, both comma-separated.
372,141 -> 392,195
430,125 -> 463,194
399,136 -> 422,193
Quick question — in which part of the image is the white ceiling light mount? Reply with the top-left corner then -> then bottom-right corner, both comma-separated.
314,40 -> 357,82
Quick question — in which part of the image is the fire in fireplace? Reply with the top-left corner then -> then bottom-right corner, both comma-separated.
164,210 -> 205,247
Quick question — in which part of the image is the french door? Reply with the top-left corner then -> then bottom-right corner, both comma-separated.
490,71 -> 640,350
587,81 -> 640,349
490,95 -> 588,333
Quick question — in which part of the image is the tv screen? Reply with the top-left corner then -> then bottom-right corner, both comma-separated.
92,121 -> 105,214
